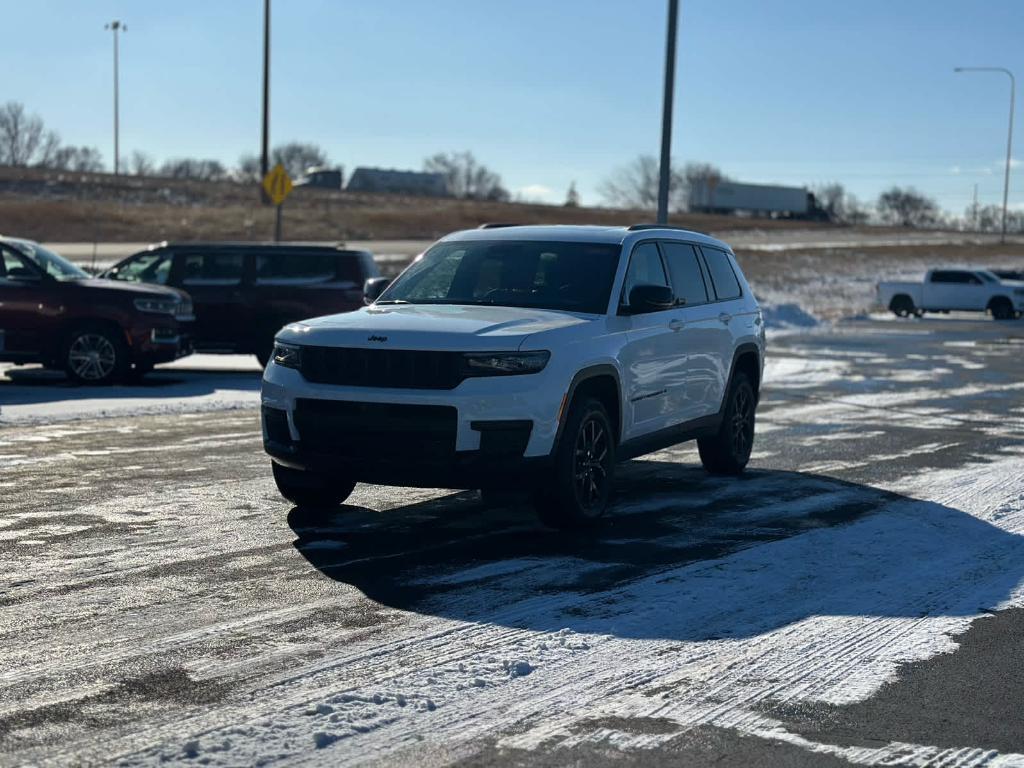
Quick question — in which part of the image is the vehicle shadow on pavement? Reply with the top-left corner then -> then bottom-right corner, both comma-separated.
0,366 -> 261,404
287,463 -> 1024,642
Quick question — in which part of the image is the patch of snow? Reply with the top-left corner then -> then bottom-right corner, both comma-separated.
760,302 -> 820,331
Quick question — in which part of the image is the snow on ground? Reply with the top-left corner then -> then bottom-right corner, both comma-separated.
3,319 -> 1024,765
120,454 -> 1024,767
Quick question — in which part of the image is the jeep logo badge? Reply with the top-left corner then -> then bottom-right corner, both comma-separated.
367,335 -> 388,342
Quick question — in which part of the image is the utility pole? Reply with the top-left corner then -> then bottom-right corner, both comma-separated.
954,67 -> 1015,244
261,0 -> 271,184
105,21 -> 126,176
656,0 -> 680,225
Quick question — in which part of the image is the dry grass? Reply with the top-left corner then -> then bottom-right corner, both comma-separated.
0,165 -> 845,242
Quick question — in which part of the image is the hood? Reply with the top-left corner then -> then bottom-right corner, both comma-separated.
277,303 -> 595,351
69,278 -> 189,301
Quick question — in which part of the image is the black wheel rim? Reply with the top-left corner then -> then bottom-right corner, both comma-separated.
730,387 -> 755,460
573,416 -> 610,516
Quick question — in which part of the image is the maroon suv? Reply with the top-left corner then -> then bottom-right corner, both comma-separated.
0,238 -> 193,384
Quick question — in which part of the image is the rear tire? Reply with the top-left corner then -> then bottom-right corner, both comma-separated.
889,295 -> 915,318
990,297 -> 1014,321
533,397 -> 616,529
271,461 -> 356,508
698,372 -> 756,475
63,325 -> 129,385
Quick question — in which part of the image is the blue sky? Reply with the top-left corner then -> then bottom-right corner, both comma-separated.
5,0 -> 1022,213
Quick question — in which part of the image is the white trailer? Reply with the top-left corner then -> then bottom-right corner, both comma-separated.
689,180 -> 811,217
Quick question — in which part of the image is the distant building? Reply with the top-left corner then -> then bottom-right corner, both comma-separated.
346,167 -> 449,197
296,166 -> 344,190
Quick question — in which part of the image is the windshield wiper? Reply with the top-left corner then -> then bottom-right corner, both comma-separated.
374,299 -> 411,305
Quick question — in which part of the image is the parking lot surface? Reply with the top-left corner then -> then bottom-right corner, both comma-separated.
2,317 -> 1023,766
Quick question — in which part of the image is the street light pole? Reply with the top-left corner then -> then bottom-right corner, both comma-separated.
105,21 -> 126,176
261,0 -> 271,183
954,66 -> 1016,244
656,0 -> 679,225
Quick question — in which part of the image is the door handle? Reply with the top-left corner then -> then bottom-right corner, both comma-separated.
718,312 -> 732,325
669,318 -> 685,332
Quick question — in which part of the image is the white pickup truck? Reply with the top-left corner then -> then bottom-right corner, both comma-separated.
877,269 -> 1024,320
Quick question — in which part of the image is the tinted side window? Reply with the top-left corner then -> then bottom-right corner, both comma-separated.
700,247 -> 742,300
622,243 -> 668,305
255,252 -> 337,285
661,242 -> 709,306
932,271 -> 977,284
0,248 -> 38,283
180,253 -> 244,285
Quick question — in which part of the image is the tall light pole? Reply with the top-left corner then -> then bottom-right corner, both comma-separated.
105,21 -> 126,176
954,66 -> 1015,244
656,0 -> 679,225
261,0 -> 271,184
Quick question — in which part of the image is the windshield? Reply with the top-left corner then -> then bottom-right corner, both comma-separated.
107,250 -> 172,284
379,240 -> 621,314
10,241 -> 89,281
976,270 -> 1001,283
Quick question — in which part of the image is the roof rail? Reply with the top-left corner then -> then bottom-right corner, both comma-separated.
477,222 -> 522,229
627,223 -> 706,234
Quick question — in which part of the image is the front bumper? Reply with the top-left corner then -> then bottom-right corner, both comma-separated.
260,361 -> 565,488
127,322 -> 193,364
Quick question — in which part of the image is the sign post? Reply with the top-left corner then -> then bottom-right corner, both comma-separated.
261,163 -> 293,242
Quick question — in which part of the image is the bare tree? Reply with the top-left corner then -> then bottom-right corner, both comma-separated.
130,150 -> 155,176
598,156 -> 719,211
971,204 -> 1024,233
811,183 -> 847,222
159,158 -> 228,181
0,101 -> 59,166
598,155 -> 660,210
564,181 -> 580,207
50,146 -> 105,172
35,131 -> 62,168
423,151 -> 509,200
272,142 -> 329,178
877,187 -> 939,228
236,153 -> 261,182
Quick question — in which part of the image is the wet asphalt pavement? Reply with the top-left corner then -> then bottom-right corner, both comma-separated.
1,316 -> 1023,766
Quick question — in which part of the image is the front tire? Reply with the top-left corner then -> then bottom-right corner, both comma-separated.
64,325 -> 129,385
698,372 -> 756,475
271,461 -> 356,509
990,297 -> 1015,321
533,397 -> 616,529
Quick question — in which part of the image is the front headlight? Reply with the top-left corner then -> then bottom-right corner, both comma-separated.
461,350 -> 550,377
272,341 -> 302,369
134,297 -> 178,315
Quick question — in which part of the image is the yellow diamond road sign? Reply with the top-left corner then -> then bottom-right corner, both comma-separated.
262,163 -> 293,206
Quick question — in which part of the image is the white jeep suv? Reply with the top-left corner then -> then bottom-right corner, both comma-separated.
261,224 -> 765,528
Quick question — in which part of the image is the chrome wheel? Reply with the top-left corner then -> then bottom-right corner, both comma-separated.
573,416 -> 610,516
730,384 -> 754,461
68,333 -> 117,382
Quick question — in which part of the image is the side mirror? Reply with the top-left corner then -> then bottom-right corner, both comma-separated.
363,276 -> 392,305
626,284 -> 675,314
